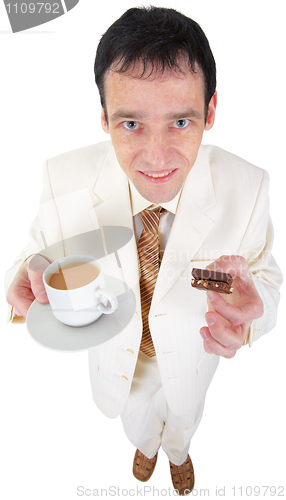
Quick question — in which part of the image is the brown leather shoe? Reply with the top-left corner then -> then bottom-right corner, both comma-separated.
133,449 -> 158,482
169,455 -> 195,495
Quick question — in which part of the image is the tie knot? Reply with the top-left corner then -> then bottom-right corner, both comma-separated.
139,208 -> 164,234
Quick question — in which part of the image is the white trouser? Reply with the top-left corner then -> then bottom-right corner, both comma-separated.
120,351 -> 205,466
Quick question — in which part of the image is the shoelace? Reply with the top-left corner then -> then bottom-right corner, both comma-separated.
136,452 -> 156,471
171,459 -> 191,482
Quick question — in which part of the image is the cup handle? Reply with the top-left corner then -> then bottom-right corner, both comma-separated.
94,289 -> 118,314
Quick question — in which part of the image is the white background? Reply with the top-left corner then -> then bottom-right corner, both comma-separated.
0,0 -> 285,499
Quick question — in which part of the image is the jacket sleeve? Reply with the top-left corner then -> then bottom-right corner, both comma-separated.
238,170 -> 283,346
4,160 -> 64,323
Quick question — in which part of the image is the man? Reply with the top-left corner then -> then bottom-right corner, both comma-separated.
5,6 -> 282,496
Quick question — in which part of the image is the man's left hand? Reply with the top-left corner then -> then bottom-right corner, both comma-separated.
199,255 -> 264,358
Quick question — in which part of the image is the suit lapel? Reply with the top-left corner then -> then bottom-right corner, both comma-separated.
153,146 -> 216,307
88,146 -> 141,309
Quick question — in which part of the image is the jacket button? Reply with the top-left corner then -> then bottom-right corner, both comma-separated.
121,375 -> 128,381
126,348 -> 134,355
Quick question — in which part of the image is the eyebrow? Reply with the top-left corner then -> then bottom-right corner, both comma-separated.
165,109 -> 203,120
109,108 -> 203,122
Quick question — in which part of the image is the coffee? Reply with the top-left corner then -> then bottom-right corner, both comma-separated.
43,255 -> 118,326
49,262 -> 100,290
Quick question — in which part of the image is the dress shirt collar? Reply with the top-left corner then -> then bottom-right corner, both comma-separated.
129,181 -> 182,216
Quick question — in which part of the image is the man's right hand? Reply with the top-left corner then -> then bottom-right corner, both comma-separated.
6,255 -> 50,319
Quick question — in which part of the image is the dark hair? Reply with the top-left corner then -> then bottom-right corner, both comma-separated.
94,6 -> 216,117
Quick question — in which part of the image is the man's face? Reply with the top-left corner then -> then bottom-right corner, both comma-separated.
101,61 -> 217,202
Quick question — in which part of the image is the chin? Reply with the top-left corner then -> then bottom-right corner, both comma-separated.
144,191 -> 177,203
133,176 -> 181,203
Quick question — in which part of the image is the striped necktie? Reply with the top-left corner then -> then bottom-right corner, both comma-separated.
138,207 -> 164,357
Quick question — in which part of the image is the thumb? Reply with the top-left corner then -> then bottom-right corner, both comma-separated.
27,267 -> 49,304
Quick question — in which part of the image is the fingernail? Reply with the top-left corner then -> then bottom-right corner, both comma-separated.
37,291 -> 48,302
200,329 -> 211,340
207,316 -> 217,326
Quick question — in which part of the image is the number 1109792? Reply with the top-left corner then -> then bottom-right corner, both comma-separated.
5,3 -> 60,14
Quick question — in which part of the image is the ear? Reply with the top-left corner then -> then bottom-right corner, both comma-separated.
204,91 -> 217,131
101,107 -> 109,134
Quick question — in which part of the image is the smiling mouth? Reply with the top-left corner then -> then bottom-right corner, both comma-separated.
141,169 -> 176,179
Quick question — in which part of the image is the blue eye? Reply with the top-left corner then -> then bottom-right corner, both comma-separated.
123,121 -> 139,130
173,119 -> 190,128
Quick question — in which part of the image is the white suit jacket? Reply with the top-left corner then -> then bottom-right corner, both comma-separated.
5,141 -> 282,418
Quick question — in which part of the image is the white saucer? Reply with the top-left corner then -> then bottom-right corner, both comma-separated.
26,276 -> 136,352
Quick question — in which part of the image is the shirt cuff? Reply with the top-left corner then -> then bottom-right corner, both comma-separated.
7,304 -> 25,324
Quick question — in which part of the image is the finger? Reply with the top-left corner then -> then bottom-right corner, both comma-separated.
14,307 -> 23,317
205,312 -> 245,351
7,260 -> 48,319
200,326 -> 237,358
27,269 -> 49,304
7,284 -> 36,318
14,299 -> 33,318
27,254 -> 51,273
207,290 -> 263,325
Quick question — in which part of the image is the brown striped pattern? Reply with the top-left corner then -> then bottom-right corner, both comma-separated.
138,208 -> 164,357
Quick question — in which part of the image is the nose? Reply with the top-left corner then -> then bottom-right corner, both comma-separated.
141,129 -> 172,169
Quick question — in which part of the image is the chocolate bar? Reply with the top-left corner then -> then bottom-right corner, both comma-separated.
191,268 -> 234,294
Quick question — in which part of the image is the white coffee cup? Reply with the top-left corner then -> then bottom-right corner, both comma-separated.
43,255 -> 118,327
